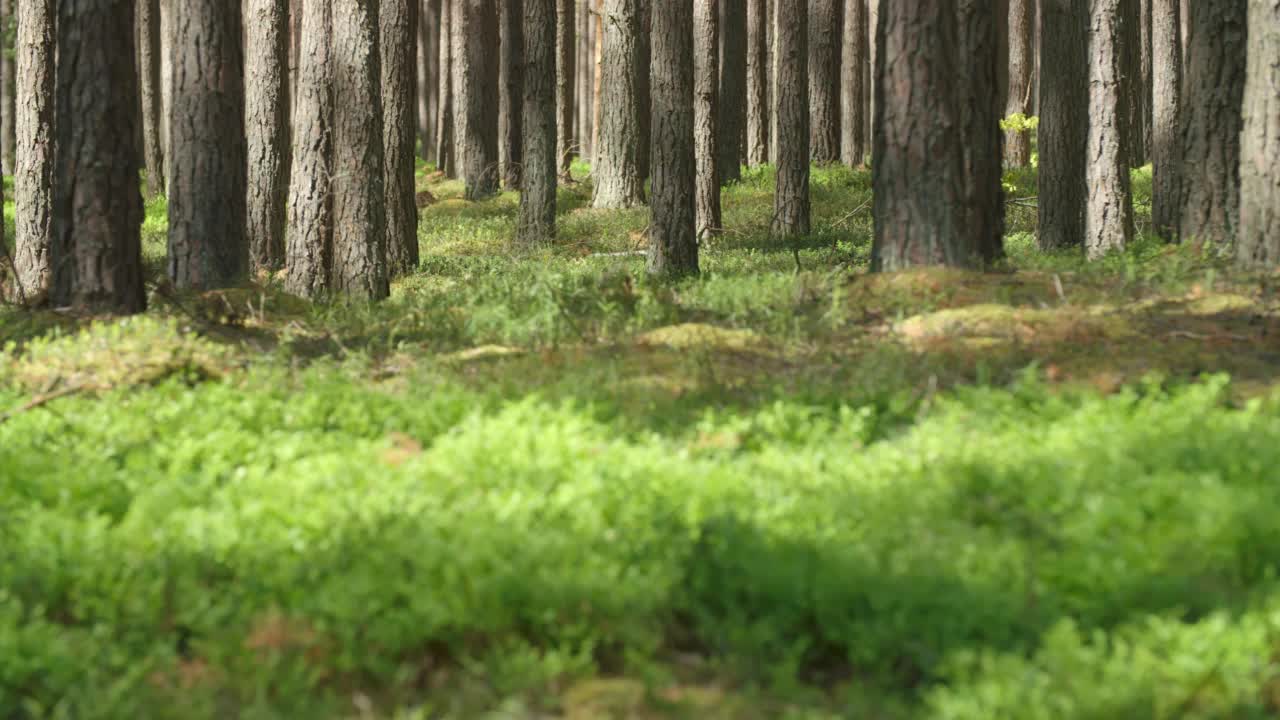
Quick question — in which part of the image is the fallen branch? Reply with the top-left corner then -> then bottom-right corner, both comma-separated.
0,384 -> 86,426
1165,329 -> 1250,342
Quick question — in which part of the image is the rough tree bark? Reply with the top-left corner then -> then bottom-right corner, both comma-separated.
1236,0 -> 1278,268
1084,0 -> 1134,260
1118,0 -> 1145,167
841,0 -> 866,166
1038,0 -> 1089,250
1004,0 -> 1034,166
1150,0 -> 1181,238
576,0 -> 592,159
694,0 -> 721,238
13,0 -> 56,302
808,0 -> 840,164
285,0 -> 332,298
1,0 -> 14,175
138,0 -> 165,197
419,0 -> 440,164
435,0 -> 454,176
168,0 -> 248,290
1140,0 -> 1153,158
746,0 -> 768,164
720,0 -> 746,182
556,0 -> 575,177
774,0 -> 810,237
871,0 -> 970,270
591,0 -> 646,208
500,0 -> 523,188
245,0 -> 291,272
957,0 -> 1007,264
636,0 -> 651,180
1178,0 -> 1247,248
381,0 -> 419,276
517,0 -> 557,244
52,0 -> 145,312
647,0 -> 697,276
456,0 -> 499,200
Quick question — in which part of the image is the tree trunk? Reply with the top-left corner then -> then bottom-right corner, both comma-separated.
419,0 -> 440,163
636,0 -> 651,180
867,0 -> 876,166
13,0 -> 55,303
1236,0 -> 1278,268
1085,0 -> 1134,260
958,0 -> 1007,264
871,0 -> 969,270
592,0 -> 602,162
1037,0 -> 1089,251
694,0 -> 721,238
517,0 -> 557,244
381,0 -> 419,275
1,0 -> 14,175
1004,0 -> 1034,166
591,0 -> 646,208
774,0 -> 810,237
436,0 -> 454,176
1150,0 -> 1181,238
720,0 -> 746,181
1140,0 -> 1153,159
138,0 -> 165,197
576,0 -> 592,160
647,0 -> 697,276
1179,0 -> 1247,248
289,0 -> 302,104
285,0 -> 332,299
168,0 -> 248,290
500,0 -> 523,188
160,0 -> 172,187
769,0 -> 779,163
556,0 -> 575,177
746,0 -> 769,164
52,0 -> 145,312
457,0 -> 499,200
1120,0 -> 1145,167
840,0 -> 866,166
808,0 -> 840,164
245,0 -> 291,273
1180,0 -> 1190,70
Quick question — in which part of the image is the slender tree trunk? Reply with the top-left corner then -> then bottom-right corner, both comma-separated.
840,0 -> 866,166
420,0 -> 440,163
456,0 -> 499,199
500,0 -> 523,188
592,0 -> 646,208
1037,0 -> 1089,250
808,0 -> 840,164
1140,0 -> 1153,159
592,0 -> 602,163
1180,0 -> 1190,72
871,0 -> 969,270
636,0 -> 651,180
168,0 -> 248,289
647,0 -> 697,276
160,0 -> 173,190
1085,0 -> 1134,259
867,0 -> 877,165
1004,0 -> 1034,166
52,0 -> 145,312
381,0 -> 419,275
958,0 -> 1007,264
774,0 -> 810,237
769,0 -> 779,163
576,0 -> 592,160
517,0 -> 557,245
138,0 -> 165,198
435,0 -> 454,176
285,0 -> 332,298
1150,0 -> 1181,238
13,0 -> 55,303
746,0 -> 769,164
1237,0 -> 1279,268
1120,0 -> 1145,167
1,0 -> 14,175
245,0 -> 291,273
720,0 -> 746,181
694,0 -> 721,238
289,0 -> 302,104
1178,0 -> 1247,248
556,0 -> 575,177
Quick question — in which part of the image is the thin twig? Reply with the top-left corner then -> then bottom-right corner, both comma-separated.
0,384 -> 86,426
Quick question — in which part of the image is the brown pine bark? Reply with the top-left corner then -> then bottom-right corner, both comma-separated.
1236,0 -> 1278,268
808,0 -> 840,164
138,0 -> 165,198
168,0 -> 248,290
1120,0 -> 1145,167
1037,0 -> 1089,251
1,0 -> 14,175
636,0 -> 651,180
840,0 -> 866,166
435,0 -> 455,176
871,0 -> 970,270
245,0 -> 292,272
52,0 -> 145,312
419,0 -> 440,164
556,0 -> 575,177
958,0 -> 1007,264
647,0 -> 697,277
13,0 -> 56,303
1085,0 -> 1134,260
592,0 -> 602,162
1004,0 -> 1034,166
694,0 -> 721,238
576,0 -> 592,160
1150,0 -> 1181,238
285,0 -> 333,298
1178,0 -> 1247,248
517,0 -> 557,245
381,0 -> 420,275
500,0 -> 523,188
1140,0 -> 1153,158
746,0 -> 769,165
774,0 -> 809,237
457,0 -> 499,200
591,0 -> 646,208
720,0 -> 747,181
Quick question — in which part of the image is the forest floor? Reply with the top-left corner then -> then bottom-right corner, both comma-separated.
2,164 -> 1280,718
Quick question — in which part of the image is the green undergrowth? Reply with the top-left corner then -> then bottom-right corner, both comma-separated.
2,162 -> 1280,718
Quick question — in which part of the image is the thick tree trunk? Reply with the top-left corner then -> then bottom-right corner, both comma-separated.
517,0 -> 557,245
330,0 -> 389,299
1037,0 -> 1089,251
694,0 -> 721,238
52,0 -> 145,312
1085,0 -> 1134,260
840,0 -> 866,167
1120,0 -> 1145,167
1004,0 -> 1034,166
457,0 -> 499,200
285,0 -> 332,299
871,0 -> 969,270
1179,0 -> 1247,248
168,0 -> 248,290
289,0 -> 302,105
720,0 -> 746,182
500,0 -> 523,188
13,0 -> 55,302
556,0 -> 575,177
1150,0 -> 1181,238
774,0 -> 809,237
1236,0 -> 1278,268
958,0 -> 1007,264
245,0 -> 291,273
436,0 -> 454,176
746,0 -> 769,164
591,0 -> 646,208
138,0 -> 165,198
808,0 -> 840,164
381,0 -> 419,275
647,0 -> 697,276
